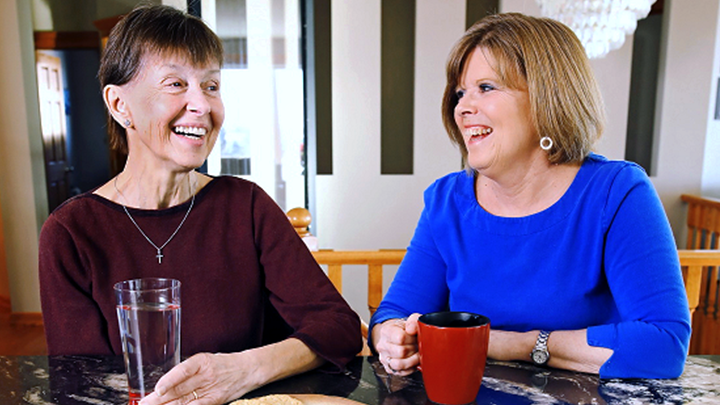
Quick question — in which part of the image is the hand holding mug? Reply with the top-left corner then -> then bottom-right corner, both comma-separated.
417,311 -> 490,405
374,313 -> 422,376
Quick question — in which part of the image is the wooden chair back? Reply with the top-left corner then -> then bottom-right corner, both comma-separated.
311,250 -> 406,318
678,250 -> 720,314
681,194 -> 720,250
312,250 -> 405,356
680,194 -> 720,354
287,205 -> 718,354
286,208 -> 406,355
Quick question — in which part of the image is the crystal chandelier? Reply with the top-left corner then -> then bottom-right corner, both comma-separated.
535,0 -> 657,59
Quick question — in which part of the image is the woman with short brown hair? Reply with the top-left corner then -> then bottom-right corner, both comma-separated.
39,5 -> 361,405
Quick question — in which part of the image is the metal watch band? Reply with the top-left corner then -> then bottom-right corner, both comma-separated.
531,330 -> 551,365
536,330 -> 550,351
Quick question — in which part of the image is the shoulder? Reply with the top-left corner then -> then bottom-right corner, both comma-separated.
420,170 -> 475,215
40,192 -> 107,245
200,175 -> 274,204
45,191 -> 106,224
580,153 -> 659,215
583,153 -> 649,183
425,170 -> 472,198
581,153 -> 652,195
204,175 -> 258,193
203,176 -> 284,217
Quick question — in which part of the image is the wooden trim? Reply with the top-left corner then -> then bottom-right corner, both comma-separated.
312,250 -> 405,265
34,31 -> 100,50
0,295 -> 10,314
327,263 -> 343,293
681,194 -> 720,208
0,192 -> 10,313
368,264 -> 383,316
678,249 -> 720,265
9,312 -> 44,327
93,15 -> 123,38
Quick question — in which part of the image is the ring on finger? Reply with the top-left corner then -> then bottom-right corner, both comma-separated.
192,390 -> 199,401
386,356 -> 398,373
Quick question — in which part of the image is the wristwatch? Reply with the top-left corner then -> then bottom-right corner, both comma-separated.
531,330 -> 551,366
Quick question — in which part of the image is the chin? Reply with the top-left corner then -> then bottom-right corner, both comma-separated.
174,156 -> 209,171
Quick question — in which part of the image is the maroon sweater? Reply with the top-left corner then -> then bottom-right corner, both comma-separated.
39,176 -> 362,370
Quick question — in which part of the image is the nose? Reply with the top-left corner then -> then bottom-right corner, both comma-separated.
186,86 -> 211,115
455,93 -> 477,117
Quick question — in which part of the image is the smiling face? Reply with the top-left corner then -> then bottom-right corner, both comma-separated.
118,51 -> 225,172
454,47 -> 541,178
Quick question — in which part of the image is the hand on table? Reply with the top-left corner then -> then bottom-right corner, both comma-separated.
373,313 -> 421,376
139,352 -> 257,405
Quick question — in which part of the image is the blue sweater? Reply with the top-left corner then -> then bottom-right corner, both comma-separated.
370,154 -> 690,379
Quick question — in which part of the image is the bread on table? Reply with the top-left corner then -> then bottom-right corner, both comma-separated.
230,394 -> 303,405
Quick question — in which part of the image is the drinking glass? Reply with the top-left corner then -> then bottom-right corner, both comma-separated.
114,278 -> 181,404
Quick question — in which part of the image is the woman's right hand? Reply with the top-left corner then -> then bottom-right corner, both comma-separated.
373,313 -> 422,376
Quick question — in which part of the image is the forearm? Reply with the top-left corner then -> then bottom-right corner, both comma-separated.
245,337 -> 326,389
489,329 -> 612,374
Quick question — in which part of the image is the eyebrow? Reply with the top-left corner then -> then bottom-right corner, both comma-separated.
160,64 -> 221,75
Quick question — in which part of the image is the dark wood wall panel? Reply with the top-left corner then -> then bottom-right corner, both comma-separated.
381,0 -> 416,174
313,0 -> 333,175
465,0 -> 499,28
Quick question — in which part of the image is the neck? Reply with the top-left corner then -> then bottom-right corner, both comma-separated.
115,168 -> 195,210
475,160 -> 580,217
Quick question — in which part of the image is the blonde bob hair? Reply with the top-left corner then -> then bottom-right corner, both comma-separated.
441,13 -> 605,166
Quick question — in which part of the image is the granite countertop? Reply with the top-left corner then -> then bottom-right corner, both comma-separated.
1,355 -> 718,405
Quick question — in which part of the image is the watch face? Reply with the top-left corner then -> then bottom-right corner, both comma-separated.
532,350 -> 549,365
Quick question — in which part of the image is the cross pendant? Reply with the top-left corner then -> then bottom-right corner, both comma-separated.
156,249 -> 163,264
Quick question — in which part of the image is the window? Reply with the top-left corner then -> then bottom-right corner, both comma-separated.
199,0 -> 306,211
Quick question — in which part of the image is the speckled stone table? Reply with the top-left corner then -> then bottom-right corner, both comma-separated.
1,355 -> 718,405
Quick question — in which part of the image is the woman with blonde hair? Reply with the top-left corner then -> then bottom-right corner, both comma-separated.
370,13 -> 689,379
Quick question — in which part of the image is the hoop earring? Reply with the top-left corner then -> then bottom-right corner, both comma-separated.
540,136 -> 553,151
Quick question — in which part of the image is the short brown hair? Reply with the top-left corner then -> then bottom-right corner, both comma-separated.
441,13 -> 605,166
99,4 -> 224,154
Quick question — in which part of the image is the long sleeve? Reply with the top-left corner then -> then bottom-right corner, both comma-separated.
250,185 -> 363,370
586,165 -> 690,378
38,176 -> 362,371
370,155 -> 690,379
39,211 -> 115,355
369,198 -> 450,333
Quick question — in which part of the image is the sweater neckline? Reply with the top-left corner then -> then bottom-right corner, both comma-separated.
87,176 -> 221,216
456,154 -> 603,232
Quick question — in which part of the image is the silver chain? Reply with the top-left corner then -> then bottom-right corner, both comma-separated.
113,174 -> 195,264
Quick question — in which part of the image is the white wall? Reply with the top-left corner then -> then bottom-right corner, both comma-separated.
4,0 -> 720,317
505,0 -> 720,244
0,0 -> 48,313
501,0 -> 632,160
318,0 -> 720,321
704,3 -> 720,198
653,0 -> 719,243
315,0 -> 464,321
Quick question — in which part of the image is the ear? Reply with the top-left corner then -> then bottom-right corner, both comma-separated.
103,84 -> 131,127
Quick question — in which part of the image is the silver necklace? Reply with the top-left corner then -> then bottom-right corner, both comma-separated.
113,174 -> 195,264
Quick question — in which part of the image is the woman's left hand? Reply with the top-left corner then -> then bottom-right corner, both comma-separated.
139,352 -> 258,405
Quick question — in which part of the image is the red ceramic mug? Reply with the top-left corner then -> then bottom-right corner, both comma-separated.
418,311 -> 490,405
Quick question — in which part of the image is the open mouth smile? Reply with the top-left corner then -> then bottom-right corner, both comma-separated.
465,126 -> 493,141
173,126 -> 208,140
